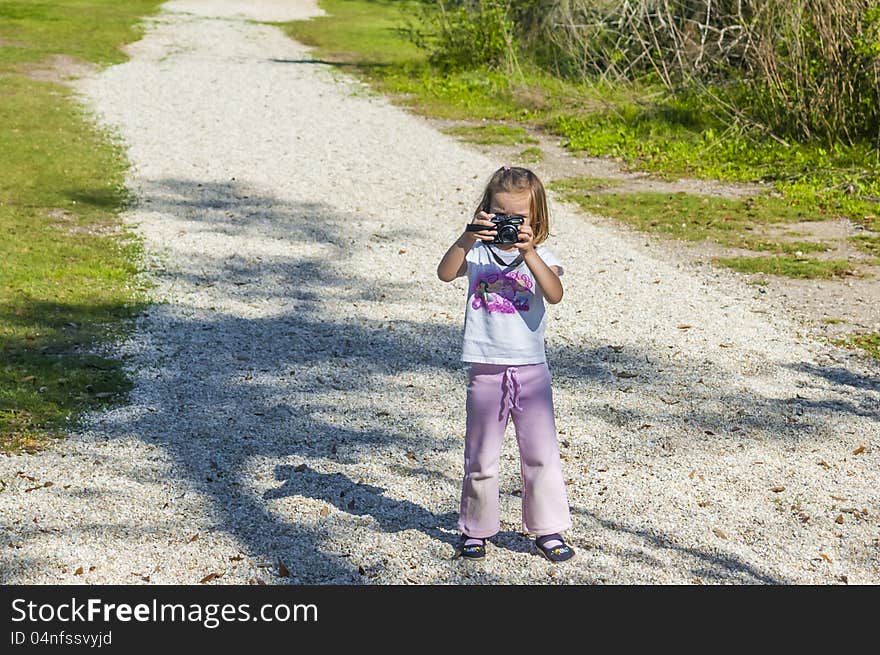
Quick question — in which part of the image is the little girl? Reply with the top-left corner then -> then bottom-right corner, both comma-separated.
437,165 -> 575,563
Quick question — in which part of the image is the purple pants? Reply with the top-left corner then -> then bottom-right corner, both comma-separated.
458,362 -> 572,538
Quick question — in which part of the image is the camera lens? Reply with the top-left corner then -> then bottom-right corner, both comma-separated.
497,225 -> 518,244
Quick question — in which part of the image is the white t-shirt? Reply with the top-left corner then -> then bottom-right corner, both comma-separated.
461,241 -> 564,365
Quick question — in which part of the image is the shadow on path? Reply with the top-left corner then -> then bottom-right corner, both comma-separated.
6,176 -> 876,583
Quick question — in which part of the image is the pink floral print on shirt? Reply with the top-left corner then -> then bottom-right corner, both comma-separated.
471,271 -> 534,313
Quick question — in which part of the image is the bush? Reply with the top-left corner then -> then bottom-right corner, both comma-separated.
533,0 -> 880,146
406,1 -> 517,72
415,1 -> 880,146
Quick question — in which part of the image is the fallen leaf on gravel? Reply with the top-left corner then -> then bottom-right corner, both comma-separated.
818,460 -> 831,468
319,506 -> 330,517
277,560 -> 289,577
698,501 -> 711,507
852,445 -> 866,455
820,552 -> 833,563
230,554 -> 244,562
199,572 -> 222,584
835,514 -> 844,524
398,249 -> 406,254
17,471 -> 38,482
75,567 -> 83,575
712,528 -> 728,540
188,533 -> 199,543
771,486 -> 785,493
89,566 -> 95,572
677,324 -> 693,330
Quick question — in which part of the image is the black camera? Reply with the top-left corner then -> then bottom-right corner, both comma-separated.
466,213 -> 524,245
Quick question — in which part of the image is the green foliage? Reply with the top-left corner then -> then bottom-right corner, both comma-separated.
551,97 -> 880,227
406,1 -> 517,72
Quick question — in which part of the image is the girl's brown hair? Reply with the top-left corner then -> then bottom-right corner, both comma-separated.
475,166 -> 550,245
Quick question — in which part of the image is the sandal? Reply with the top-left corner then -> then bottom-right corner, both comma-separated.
534,533 -> 575,562
456,535 -> 487,560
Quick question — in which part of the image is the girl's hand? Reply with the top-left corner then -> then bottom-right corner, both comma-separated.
514,224 -> 536,252
463,211 -> 497,242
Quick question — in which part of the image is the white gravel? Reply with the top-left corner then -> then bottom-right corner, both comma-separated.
2,0 -> 878,585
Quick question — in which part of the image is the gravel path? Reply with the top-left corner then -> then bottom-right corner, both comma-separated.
2,0 -> 878,585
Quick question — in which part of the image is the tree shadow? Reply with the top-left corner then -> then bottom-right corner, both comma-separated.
6,176 -> 877,583
572,507 -> 785,584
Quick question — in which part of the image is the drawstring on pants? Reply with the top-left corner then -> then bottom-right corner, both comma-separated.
500,366 -> 522,419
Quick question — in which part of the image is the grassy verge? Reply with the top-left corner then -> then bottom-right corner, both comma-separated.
0,1 -> 162,453
550,177 -> 836,255
713,256 -> 853,278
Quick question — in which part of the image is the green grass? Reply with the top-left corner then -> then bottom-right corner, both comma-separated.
516,146 -> 543,164
0,1 -> 160,67
714,256 -> 854,279
551,179 -> 832,255
0,1 -> 161,452
850,234 -> 880,262
279,0 -> 425,68
551,103 -> 880,227
442,123 -> 538,146
847,333 -> 880,359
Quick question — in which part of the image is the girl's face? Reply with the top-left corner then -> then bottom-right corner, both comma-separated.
489,190 -> 531,250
